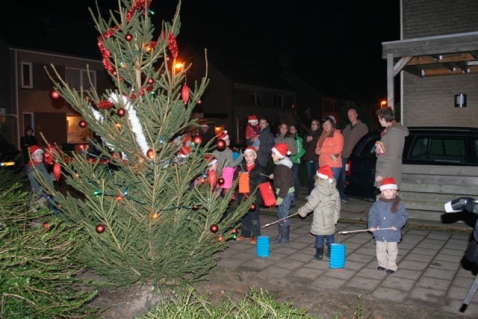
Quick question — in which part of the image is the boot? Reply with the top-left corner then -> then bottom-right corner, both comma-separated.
276,224 -> 290,245
272,224 -> 282,244
314,247 -> 324,260
325,244 -> 331,257
250,220 -> 261,244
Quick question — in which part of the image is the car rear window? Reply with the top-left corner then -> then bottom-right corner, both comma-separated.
409,136 -> 466,164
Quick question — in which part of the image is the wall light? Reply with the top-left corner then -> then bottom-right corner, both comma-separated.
454,94 -> 467,108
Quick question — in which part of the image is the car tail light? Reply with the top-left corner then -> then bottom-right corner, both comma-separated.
345,159 -> 352,176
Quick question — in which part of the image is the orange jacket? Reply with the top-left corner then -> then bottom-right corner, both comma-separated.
315,131 -> 344,168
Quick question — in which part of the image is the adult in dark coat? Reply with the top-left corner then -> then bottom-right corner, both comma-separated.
256,117 -> 275,168
20,126 -> 38,167
302,119 -> 321,195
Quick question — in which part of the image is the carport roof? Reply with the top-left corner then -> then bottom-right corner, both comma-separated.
382,31 -> 478,77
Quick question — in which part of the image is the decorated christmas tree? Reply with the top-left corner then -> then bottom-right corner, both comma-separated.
42,0 -> 253,287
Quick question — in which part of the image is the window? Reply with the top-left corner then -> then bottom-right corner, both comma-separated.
21,62 -> 33,88
410,137 -> 466,163
359,137 -> 379,157
65,68 -> 96,91
273,94 -> 283,108
250,92 -> 263,106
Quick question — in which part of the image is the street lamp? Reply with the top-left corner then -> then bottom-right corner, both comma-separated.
380,100 -> 387,108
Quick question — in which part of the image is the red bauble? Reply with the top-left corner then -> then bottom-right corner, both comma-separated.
79,120 -> 87,128
117,108 -> 126,117
210,224 -> 219,233
96,224 -> 105,233
192,135 -> 202,146
43,222 -> 49,229
53,162 -> 61,181
231,229 -> 237,234
146,149 -> 154,159
218,235 -> 224,242
147,78 -> 154,84
49,90 -> 61,100
125,33 -> 133,41
192,204 -> 199,211
216,139 -> 226,151
250,203 -> 256,211
218,177 -> 225,186
181,83 -> 190,104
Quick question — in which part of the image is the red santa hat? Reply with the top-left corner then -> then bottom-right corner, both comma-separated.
248,115 -> 258,125
243,146 -> 257,157
380,177 -> 398,191
271,143 -> 290,158
205,154 -> 218,166
217,130 -> 229,141
29,145 -> 44,156
317,165 -> 333,180
178,146 -> 190,158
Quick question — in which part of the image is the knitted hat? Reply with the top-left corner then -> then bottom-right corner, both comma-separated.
317,165 -> 333,180
205,154 -> 218,166
29,145 -> 43,156
248,115 -> 258,125
271,143 -> 290,158
243,146 -> 257,157
380,177 -> 398,191
217,130 -> 229,141
328,115 -> 336,122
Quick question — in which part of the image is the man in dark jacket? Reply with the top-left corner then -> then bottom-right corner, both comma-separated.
302,119 -> 321,195
256,117 -> 275,168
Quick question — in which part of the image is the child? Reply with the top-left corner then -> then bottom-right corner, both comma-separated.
245,115 -> 260,149
269,143 -> 294,245
297,165 -> 340,260
26,145 -> 57,213
368,177 -> 409,274
236,147 -> 266,244
212,130 -> 243,170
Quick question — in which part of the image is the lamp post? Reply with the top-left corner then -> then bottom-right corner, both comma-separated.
380,100 -> 387,108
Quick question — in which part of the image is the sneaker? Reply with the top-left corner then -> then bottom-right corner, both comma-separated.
341,199 -> 348,203
250,237 -> 257,245
377,266 -> 386,271
386,269 -> 395,274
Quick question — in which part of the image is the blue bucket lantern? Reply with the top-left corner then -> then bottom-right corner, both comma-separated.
256,236 -> 270,258
329,243 -> 346,269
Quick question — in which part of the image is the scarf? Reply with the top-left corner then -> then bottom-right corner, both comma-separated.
380,120 -> 397,137
378,195 -> 401,213
27,160 -> 42,169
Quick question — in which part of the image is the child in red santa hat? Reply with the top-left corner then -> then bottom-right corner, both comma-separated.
269,143 -> 294,245
245,115 -> 260,149
296,165 -> 340,260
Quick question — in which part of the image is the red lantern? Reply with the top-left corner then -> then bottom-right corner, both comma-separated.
181,83 -> 190,104
117,108 -> 126,117
53,162 -> 61,181
210,224 -> 218,233
79,120 -> 87,128
216,139 -> 226,151
49,90 -> 61,100
96,224 -> 105,233
192,135 -> 202,146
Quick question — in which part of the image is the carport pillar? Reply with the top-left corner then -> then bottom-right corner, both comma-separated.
387,53 -> 394,110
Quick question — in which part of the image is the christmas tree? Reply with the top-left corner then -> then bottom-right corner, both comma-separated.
42,0 -> 253,287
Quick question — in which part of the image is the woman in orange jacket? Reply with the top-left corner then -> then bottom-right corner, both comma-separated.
315,117 -> 344,181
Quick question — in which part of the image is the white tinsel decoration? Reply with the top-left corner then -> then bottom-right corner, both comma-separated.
108,93 -> 150,157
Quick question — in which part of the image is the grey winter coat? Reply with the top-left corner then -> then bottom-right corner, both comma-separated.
374,122 -> 409,188
297,178 -> 341,235
367,196 -> 408,243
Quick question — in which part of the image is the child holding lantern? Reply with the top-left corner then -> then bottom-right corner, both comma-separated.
296,165 -> 341,260
235,147 -> 266,244
269,143 -> 294,245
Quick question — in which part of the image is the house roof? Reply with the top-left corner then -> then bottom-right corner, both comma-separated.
382,31 -> 478,77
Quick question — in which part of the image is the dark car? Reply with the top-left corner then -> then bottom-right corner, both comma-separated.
0,133 -> 21,170
345,127 -> 478,200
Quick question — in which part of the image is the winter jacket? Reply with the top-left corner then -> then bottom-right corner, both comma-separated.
291,134 -> 306,164
213,147 -> 243,171
235,160 -> 266,206
275,134 -> 297,157
316,130 -> 344,168
297,178 -> 340,235
27,161 -> 54,196
302,129 -> 321,162
374,123 -> 409,188
272,156 -> 294,205
257,126 -> 275,167
341,120 -> 368,158
368,196 -> 409,243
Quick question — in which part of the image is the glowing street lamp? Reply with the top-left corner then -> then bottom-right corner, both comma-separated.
380,100 -> 387,108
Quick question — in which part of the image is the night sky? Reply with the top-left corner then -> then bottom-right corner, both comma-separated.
5,0 -> 400,103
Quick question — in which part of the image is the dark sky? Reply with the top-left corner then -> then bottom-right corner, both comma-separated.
6,0 -> 400,103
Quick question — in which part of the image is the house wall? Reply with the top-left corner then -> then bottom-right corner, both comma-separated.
12,49 -> 112,147
401,0 -> 478,126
